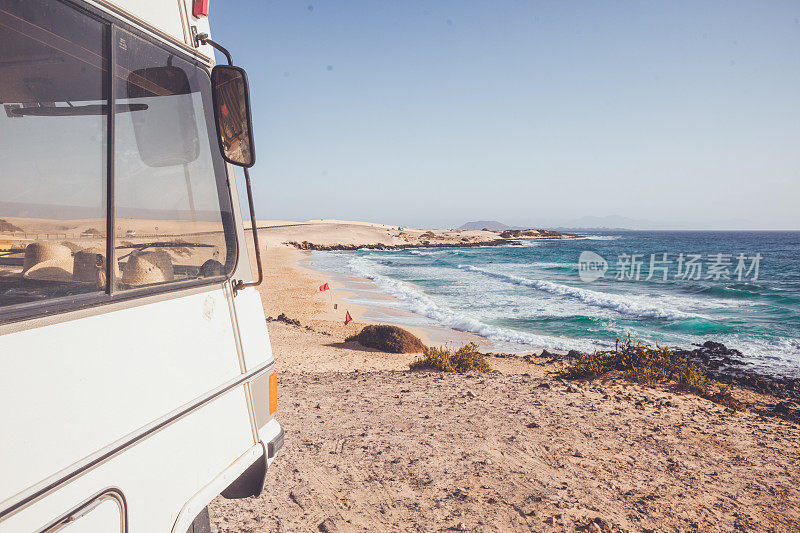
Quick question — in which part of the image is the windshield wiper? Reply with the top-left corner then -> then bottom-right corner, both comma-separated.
8,103 -> 147,117
116,241 -> 214,261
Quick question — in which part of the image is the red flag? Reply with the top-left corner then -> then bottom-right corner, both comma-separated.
344,310 -> 352,325
319,282 -> 329,291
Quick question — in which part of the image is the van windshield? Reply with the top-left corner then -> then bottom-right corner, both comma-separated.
0,0 -> 236,316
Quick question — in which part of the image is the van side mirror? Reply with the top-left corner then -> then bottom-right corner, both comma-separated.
210,65 -> 255,168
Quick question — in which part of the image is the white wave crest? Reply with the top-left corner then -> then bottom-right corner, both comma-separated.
407,249 -> 451,256
574,235 -> 620,241
457,264 -> 692,320
530,262 -> 573,269
347,257 -> 602,351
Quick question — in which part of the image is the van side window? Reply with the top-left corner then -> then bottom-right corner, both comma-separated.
113,29 -> 236,290
0,1 -> 109,308
0,2 -> 238,321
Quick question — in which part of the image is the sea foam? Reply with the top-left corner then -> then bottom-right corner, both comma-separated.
456,264 -> 693,320
347,256 -> 602,352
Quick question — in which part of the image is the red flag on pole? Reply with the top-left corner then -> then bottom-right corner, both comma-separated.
319,282 -> 329,291
345,310 -> 352,325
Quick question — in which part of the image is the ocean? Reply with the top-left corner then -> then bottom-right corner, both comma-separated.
311,231 -> 800,378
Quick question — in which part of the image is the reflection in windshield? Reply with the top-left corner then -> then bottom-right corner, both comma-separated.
113,28 -> 236,290
0,0 -> 108,306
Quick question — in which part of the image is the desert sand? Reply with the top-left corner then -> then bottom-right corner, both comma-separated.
206,221 -> 800,532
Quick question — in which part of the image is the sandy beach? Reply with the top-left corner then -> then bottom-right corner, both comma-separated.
209,220 -> 800,532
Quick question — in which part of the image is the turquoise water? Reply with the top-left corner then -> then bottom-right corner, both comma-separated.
312,231 -> 800,378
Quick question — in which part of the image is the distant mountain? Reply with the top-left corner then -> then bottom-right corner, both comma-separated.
457,220 -> 512,231
555,215 -> 656,230
555,214 -> 764,231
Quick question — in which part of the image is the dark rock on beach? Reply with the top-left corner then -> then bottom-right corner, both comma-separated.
674,340 -> 746,370
270,313 -> 301,326
345,324 -> 425,354
566,349 -> 584,361
671,341 -> 800,402
268,313 -> 332,336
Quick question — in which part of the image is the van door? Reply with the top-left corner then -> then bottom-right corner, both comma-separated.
230,287 -> 277,442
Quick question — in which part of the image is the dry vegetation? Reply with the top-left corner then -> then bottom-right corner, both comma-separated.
410,342 -> 492,373
561,335 -> 742,409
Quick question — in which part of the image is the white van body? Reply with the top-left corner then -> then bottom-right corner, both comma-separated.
0,1 -> 281,531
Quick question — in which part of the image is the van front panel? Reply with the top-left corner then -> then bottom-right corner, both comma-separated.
0,289 -> 245,504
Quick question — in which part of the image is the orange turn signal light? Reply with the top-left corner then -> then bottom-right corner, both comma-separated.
268,372 -> 277,415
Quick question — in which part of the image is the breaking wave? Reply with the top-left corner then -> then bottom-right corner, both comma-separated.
347,256 -> 603,352
456,264 -> 693,320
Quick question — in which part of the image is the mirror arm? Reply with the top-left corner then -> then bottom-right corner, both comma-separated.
195,33 -> 233,66
196,35 -> 261,294
233,166 -> 263,295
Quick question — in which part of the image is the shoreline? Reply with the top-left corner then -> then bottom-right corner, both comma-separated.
298,249 -> 490,349
301,243 -> 800,408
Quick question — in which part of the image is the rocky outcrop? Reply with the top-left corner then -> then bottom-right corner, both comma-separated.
671,341 -> 745,370
284,229 -> 579,252
669,341 -> 799,402
284,239 -> 520,251
499,229 -> 580,239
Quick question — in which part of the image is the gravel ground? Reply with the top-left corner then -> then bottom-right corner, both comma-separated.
210,362 -> 800,532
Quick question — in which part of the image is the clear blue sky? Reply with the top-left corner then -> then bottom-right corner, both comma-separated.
211,1 -> 800,229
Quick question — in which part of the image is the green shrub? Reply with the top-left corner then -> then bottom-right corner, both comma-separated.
410,342 -> 492,373
562,334 -> 742,409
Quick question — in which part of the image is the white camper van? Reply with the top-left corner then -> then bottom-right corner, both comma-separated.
0,1 -> 282,530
